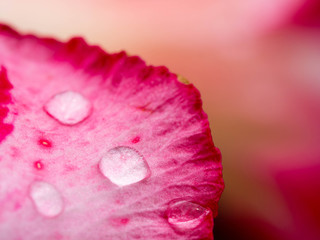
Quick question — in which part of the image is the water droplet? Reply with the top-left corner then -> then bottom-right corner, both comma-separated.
99,146 -> 150,186
29,181 -> 64,217
44,91 -> 92,125
131,136 -> 140,144
34,160 -> 44,170
167,200 -> 211,232
38,138 -> 52,148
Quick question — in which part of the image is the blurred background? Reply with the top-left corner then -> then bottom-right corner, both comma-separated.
1,0 -> 319,239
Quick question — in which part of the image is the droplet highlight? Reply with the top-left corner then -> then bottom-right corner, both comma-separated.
44,91 -> 92,125
167,200 -> 211,232
99,146 -> 150,186
29,181 -> 64,217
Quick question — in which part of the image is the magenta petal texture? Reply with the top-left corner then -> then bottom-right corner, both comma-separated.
0,24 -> 224,240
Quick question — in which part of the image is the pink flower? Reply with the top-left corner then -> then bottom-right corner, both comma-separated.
0,23 -> 223,239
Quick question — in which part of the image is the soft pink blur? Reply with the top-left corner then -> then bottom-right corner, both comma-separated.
1,1 -> 320,239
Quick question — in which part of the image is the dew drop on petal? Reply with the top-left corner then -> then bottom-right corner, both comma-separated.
167,200 -> 211,232
99,146 -> 150,186
29,181 -> 64,217
38,138 -> 52,148
44,91 -> 92,125
33,160 -> 44,170
131,136 -> 140,144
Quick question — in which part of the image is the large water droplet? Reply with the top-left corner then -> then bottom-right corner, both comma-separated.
29,181 -> 64,217
167,200 -> 211,232
44,91 -> 92,125
99,146 -> 150,186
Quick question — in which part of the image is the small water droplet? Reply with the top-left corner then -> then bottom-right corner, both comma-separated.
167,200 -> 211,232
99,146 -> 150,186
29,181 -> 64,217
34,160 -> 44,170
44,91 -> 92,125
38,138 -> 52,148
131,136 -> 140,144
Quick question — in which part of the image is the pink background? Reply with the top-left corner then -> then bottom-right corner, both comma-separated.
1,1 -> 320,239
